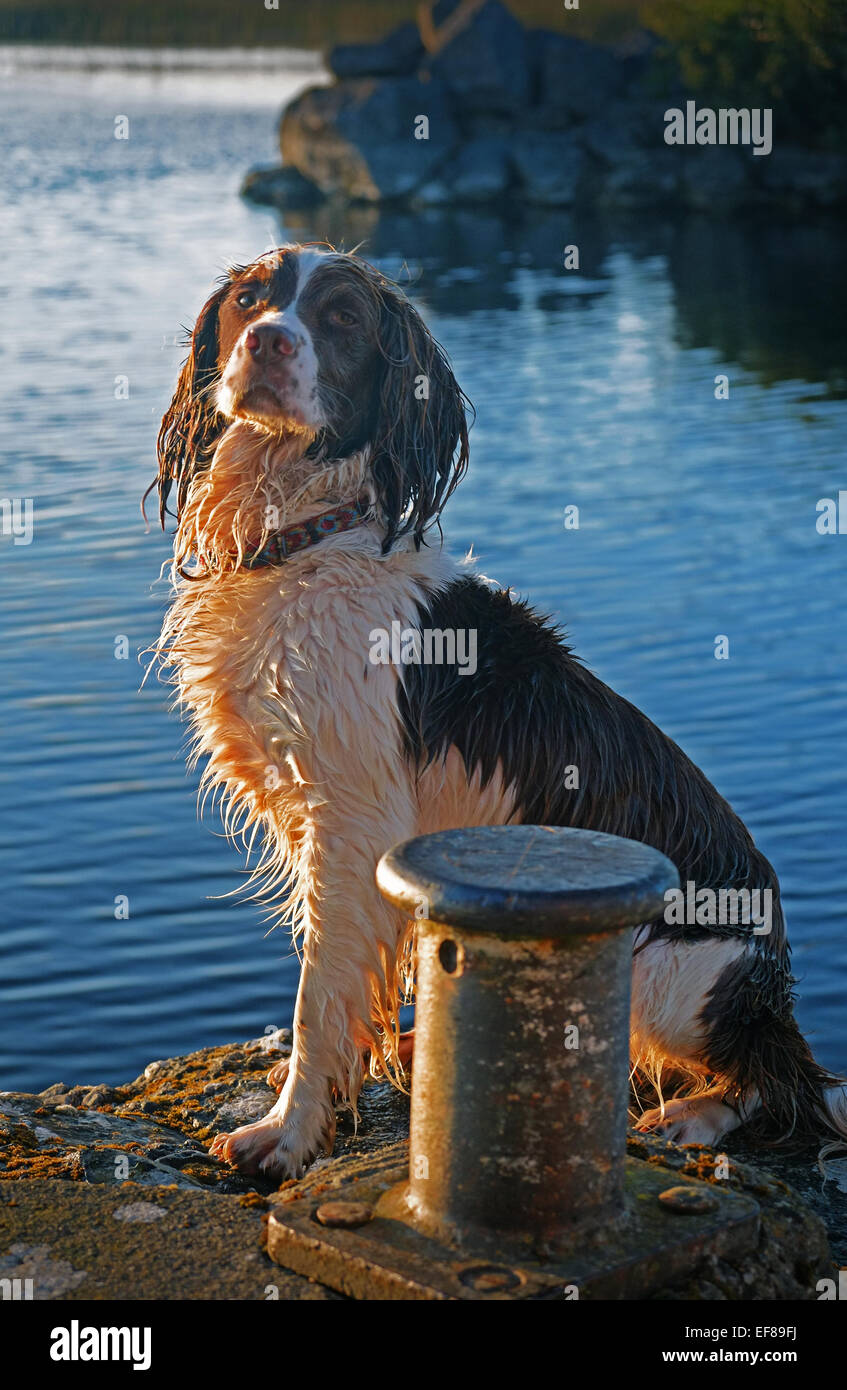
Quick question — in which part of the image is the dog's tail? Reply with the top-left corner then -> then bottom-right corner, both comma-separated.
703,945 -> 847,1151
794,1059 -> 847,1153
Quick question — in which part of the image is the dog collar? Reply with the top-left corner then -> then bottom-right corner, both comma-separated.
235,497 -> 371,570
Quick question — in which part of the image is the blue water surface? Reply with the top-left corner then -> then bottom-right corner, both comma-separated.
1,49 -> 845,1091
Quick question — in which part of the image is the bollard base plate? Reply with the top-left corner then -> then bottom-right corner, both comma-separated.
267,1152 -> 760,1300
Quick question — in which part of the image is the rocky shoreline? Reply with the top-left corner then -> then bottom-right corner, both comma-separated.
2,1034 -> 846,1299
243,1 -> 847,217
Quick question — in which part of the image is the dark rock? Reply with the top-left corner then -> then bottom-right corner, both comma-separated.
145,1143 -> 202,1161
78,1147 -> 204,1190
612,27 -> 664,95
508,131 -> 586,206
414,135 -> 513,205
522,105 -> 576,134
580,98 -> 674,163
759,148 -> 847,208
241,164 -> 325,208
281,78 -> 458,203
427,0 -> 530,119
579,100 -> 750,210
79,1084 -> 117,1109
147,1147 -> 218,1171
460,111 -> 517,140
727,1137 -> 847,1265
213,1089 -> 277,1133
267,11 -> 845,215
596,148 -> 680,207
679,147 -> 752,212
327,22 -> 423,81
0,1040 -> 289,1193
529,30 -> 625,121
60,1087 -> 89,1107
432,0 -> 464,23
215,1174 -> 261,1195
0,1092 -> 191,1185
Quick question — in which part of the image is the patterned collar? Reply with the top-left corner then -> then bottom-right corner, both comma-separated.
235,497 -> 371,570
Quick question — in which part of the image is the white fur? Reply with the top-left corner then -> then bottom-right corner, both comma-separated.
217,310 -> 325,432
159,426 -> 515,1178
157,238 -> 847,1177
629,932 -> 756,1143
160,422 -> 778,1178
631,933 -> 747,1072
217,249 -> 341,435
635,1088 -> 759,1146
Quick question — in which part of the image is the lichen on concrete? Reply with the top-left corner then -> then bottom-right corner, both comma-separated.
1,1036 -> 843,1299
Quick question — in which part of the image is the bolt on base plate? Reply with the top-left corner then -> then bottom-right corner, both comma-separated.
268,1152 -> 760,1301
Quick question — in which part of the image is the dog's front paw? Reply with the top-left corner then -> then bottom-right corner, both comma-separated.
635,1093 -> 741,1146
210,1097 -> 334,1181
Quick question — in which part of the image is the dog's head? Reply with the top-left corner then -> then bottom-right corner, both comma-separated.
156,244 -> 470,550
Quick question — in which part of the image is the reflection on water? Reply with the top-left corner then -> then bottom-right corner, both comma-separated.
283,200 -> 847,393
1,53 -> 845,1091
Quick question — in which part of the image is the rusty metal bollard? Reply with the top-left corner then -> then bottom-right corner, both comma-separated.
375,824 -> 678,1254
267,825 -> 761,1299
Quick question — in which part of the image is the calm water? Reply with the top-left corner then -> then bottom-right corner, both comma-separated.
1,49 -> 846,1092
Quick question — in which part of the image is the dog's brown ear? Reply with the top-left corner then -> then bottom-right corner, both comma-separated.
371,287 -> 471,552
156,281 -> 229,526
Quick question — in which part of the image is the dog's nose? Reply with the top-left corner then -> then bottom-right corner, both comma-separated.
244,323 -> 297,359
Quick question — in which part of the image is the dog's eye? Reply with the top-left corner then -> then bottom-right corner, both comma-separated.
236,289 -> 257,309
329,308 -> 357,328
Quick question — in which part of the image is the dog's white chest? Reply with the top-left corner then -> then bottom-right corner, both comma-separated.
164,536 -> 447,804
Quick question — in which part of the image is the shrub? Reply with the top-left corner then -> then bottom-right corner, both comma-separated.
641,0 -> 847,148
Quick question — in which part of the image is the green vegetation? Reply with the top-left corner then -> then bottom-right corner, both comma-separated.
2,0 -> 843,149
643,0 -> 847,148
0,0 -> 641,48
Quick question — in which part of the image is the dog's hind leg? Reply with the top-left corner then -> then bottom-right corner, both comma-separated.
635,1086 -> 760,1146
629,931 -> 762,1145
631,928 -> 847,1149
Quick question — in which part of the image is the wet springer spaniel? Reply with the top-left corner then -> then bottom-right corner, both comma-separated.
153,243 -> 847,1181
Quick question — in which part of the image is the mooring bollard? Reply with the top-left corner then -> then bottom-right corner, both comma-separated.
267,825 -> 762,1299
375,825 -> 679,1254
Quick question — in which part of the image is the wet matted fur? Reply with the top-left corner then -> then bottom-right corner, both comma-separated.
152,243 -> 847,1180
